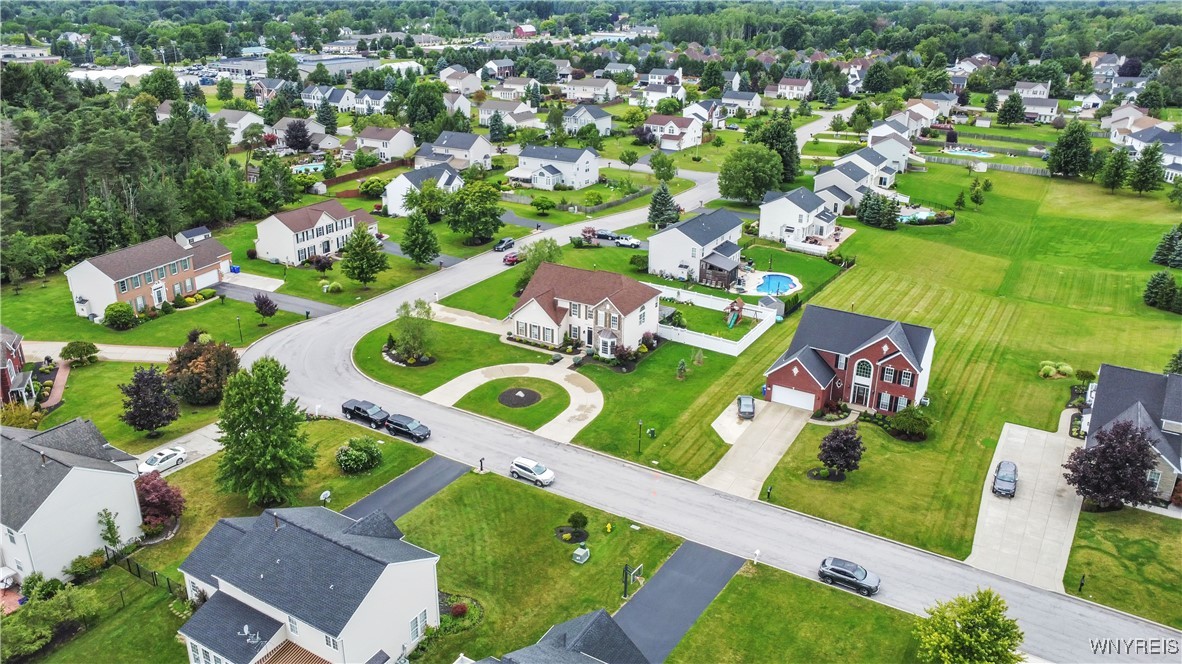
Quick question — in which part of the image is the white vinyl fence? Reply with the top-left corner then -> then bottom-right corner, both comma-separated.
653,284 -> 777,356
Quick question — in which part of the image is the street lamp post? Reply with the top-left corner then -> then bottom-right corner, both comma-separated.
637,419 -> 643,455
236,316 -> 243,343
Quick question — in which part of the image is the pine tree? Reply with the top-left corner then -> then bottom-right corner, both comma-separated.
1100,148 -> 1132,192
316,100 -> 337,134
1143,271 -> 1178,308
243,82 -> 256,101
970,188 -> 986,210
1128,141 -> 1165,195
984,93 -> 998,112
954,191 -> 966,209
119,365 -> 179,437
1168,179 -> 1182,207
1151,226 -> 1180,265
488,111 -> 507,143
647,181 -> 680,228
400,211 -> 441,267
880,197 -> 899,230
1170,241 -> 1182,269
340,226 -> 390,288
856,193 -> 881,227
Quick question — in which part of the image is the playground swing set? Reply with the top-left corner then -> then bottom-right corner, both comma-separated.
724,298 -> 745,329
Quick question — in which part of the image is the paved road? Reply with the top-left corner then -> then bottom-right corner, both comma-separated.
614,542 -> 744,663
380,239 -> 464,267
241,120 -> 1181,662
342,456 -> 470,521
216,283 -> 342,318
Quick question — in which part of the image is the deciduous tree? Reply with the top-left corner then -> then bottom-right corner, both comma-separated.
1100,148 -> 1131,192
817,426 -> 865,478
135,471 -> 186,531
752,115 -> 800,184
215,78 -> 233,101
390,299 -> 435,359
719,143 -> 781,204
254,292 -> 278,325
165,338 -> 240,406
620,150 -> 639,170
1128,141 -> 1165,195
446,181 -> 505,241
119,365 -> 179,437
515,237 -> 563,291
1063,419 -> 1159,509
340,225 -> 389,288
997,93 -> 1026,126
914,589 -> 1023,664
284,119 -> 311,152
1046,120 -> 1093,177
648,152 -> 677,182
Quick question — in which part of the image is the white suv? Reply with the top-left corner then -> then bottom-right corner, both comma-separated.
510,457 -> 555,486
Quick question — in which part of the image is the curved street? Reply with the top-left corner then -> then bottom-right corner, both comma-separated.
242,112 -> 1181,663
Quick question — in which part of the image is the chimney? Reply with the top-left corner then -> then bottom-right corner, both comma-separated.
39,452 -> 47,467
273,513 -> 280,531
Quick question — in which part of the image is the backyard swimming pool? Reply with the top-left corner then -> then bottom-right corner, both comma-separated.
756,273 -> 800,295
900,210 -> 934,222
944,148 -> 994,158
291,162 -> 325,174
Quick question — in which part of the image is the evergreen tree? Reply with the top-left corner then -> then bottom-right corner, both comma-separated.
1165,348 -> 1182,374
700,62 -> 723,92
215,357 -> 315,507
954,191 -> 966,209
119,365 -> 179,437
997,93 -> 1026,126
1151,226 -> 1180,265
1143,271 -> 1178,308
488,111 -> 507,143
340,226 -> 389,288
1100,148 -> 1132,192
647,181 -> 680,228
880,197 -> 899,230
1170,241 -> 1182,270
1046,120 -> 1093,177
316,100 -> 337,134
1169,179 -> 1182,207
984,92 -> 998,112
400,211 -> 441,267
970,187 -> 986,210
243,81 -> 256,101
1128,142 -> 1165,195
857,193 -> 882,227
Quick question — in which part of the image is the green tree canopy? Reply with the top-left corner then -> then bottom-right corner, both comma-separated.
719,143 -> 782,204
340,225 -> 389,288
914,589 -> 1024,664
400,211 -> 441,267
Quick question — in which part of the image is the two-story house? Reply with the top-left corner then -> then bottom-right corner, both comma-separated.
507,145 -> 600,191
211,110 -> 265,145
648,208 -> 744,288
254,200 -> 379,265
490,76 -> 539,101
383,164 -> 464,217
179,508 -> 440,664
776,78 -> 813,100
550,59 -> 574,82
1015,80 -> 1051,99
1,326 -> 34,405
764,305 -> 936,413
562,78 -> 618,103
643,114 -> 702,151
721,70 -> 741,92
65,233 -> 231,321
469,610 -> 649,664
2,419 -> 141,582
867,132 -> 919,174
355,126 -> 416,162
683,99 -> 727,129
251,78 -> 288,103
563,105 -> 613,136
644,67 -> 683,86
598,63 -> 636,80
353,89 -> 392,115
720,90 -> 761,116
509,263 -> 660,357
920,92 -> 958,117
443,92 -> 471,118
270,117 -> 329,150
839,147 -> 898,189
415,131 -> 493,170
1083,365 -> 1181,503
441,67 -> 481,95
759,188 -> 838,247
483,58 -> 515,79
629,84 -> 684,107
300,85 -> 356,113
479,100 -> 533,126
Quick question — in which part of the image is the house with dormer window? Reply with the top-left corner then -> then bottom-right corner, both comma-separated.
763,305 -> 935,413
254,200 -> 378,266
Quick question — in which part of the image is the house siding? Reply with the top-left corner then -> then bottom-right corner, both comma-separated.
340,560 -> 440,661
66,252 -> 221,322
766,337 -> 930,413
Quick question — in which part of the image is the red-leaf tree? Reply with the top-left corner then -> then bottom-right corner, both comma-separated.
135,471 -> 186,533
818,425 -> 865,478
1063,420 -> 1159,510
119,365 -> 179,437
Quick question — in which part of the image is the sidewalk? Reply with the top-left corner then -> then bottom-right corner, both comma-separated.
23,341 -> 177,364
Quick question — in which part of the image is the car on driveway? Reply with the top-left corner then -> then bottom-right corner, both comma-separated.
614,235 -> 641,248
726,123 -> 740,130
737,395 -> 755,419
385,414 -> 431,442
510,456 -> 555,486
818,557 -> 880,596
595,229 -> 618,241
139,446 -> 186,475
493,237 -> 515,252
503,252 -> 522,265
342,399 -> 390,429
992,460 -> 1018,498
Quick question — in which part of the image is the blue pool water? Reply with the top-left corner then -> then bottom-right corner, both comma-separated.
291,162 -> 325,174
944,148 -> 994,158
901,211 -> 934,222
756,273 -> 799,295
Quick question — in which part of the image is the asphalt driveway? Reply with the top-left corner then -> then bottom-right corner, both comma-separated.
216,283 -> 342,318
965,409 -> 1083,591
342,455 -> 470,521
614,541 -> 745,663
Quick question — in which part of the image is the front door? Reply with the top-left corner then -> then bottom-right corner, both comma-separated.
852,384 -> 869,406
152,286 -> 165,306
585,328 -> 593,345
322,240 -> 331,254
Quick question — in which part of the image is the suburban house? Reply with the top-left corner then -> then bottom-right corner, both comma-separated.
509,263 -> 660,357
759,187 -> 838,247
507,145 -> 600,191
65,233 -> 231,321
1125,127 -> 1182,170
442,92 -> 471,118
271,117 -> 327,138
354,89 -> 393,115
251,78 -> 288,103
563,105 -> 613,136
840,147 -> 898,188
1,419 -> 141,583
300,85 -> 356,112
462,610 -> 649,664
1022,97 -> 1060,123
763,305 -> 935,413
414,131 -> 493,170
629,83 -> 685,107
441,67 -> 481,95
322,39 -> 357,55
683,99 -> 727,129
356,126 -> 416,162
1,326 -> 34,405
479,100 -> 533,126
869,118 -> 914,141
598,62 -> 636,80
721,70 -> 741,91
643,67 -> 683,85
1015,80 -> 1051,99
643,114 -> 702,151
904,99 -> 940,126
550,58 -> 574,82
648,208 -> 745,288
383,164 -> 464,217
868,132 -> 920,174
484,58 -> 515,79
1084,364 -> 1180,503
513,24 -> 537,38
720,90 -> 761,115
920,91 -> 958,117
812,161 -> 871,211
210,109 -> 264,145
179,508 -> 440,664
490,76 -> 539,100
255,200 -> 379,265
776,78 -> 813,100
156,99 -> 176,122
562,78 -> 618,103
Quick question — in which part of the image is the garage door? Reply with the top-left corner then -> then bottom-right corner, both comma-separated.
770,386 -> 815,411
194,270 -> 219,289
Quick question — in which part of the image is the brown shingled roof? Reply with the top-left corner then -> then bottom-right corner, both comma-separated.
86,237 -> 192,280
512,263 -> 660,320
190,238 -> 231,270
270,200 -> 376,233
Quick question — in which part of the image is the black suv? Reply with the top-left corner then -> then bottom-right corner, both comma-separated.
493,237 -> 515,251
595,229 -> 619,241
342,399 -> 390,429
385,414 -> 431,443
818,557 -> 881,596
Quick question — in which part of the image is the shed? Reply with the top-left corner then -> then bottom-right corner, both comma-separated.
758,295 -> 785,318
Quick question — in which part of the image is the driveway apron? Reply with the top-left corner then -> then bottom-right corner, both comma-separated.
342,455 -> 470,521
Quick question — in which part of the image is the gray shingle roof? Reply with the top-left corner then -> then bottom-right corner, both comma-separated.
816,185 -> 854,202
564,105 -> 610,120
401,163 -> 462,189
520,145 -> 597,163
921,92 -> 958,101
1087,364 -> 1181,472
764,186 -> 825,211
357,89 -> 390,101
832,161 -> 869,182
179,226 -> 212,239
84,236 -> 191,280
433,131 -> 483,150
1,419 -> 136,530
721,90 -> 758,102
179,591 -> 283,664
502,609 -> 649,664
181,507 -> 437,637
846,147 -> 887,167
653,208 -> 744,247
766,305 -> 934,378
0,325 -> 21,349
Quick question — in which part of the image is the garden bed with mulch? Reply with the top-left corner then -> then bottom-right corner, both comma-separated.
498,388 -> 541,408
382,350 -> 437,368
554,526 -> 589,544
806,467 -> 846,482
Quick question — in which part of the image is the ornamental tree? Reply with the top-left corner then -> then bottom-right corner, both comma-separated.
390,299 -> 435,359
1062,419 -> 1159,510
914,589 -> 1024,664
254,292 -> 278,325
817,425 -> 865,478
119,365 -> 179,437
61,340 -> 99,365
135,471 -> 186,530
166,339 -> 240,406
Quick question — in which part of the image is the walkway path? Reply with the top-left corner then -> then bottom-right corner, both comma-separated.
613,542 -> 745,663
422,363 -> 604,443
699,401 -> 810,499
501,209 -> 559,231
343,456 -> 470,521
431,304 -> 503,334
23,341 -> 177,364
216,283 -> 342,318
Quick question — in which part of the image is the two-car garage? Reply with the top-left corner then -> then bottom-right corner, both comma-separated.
768,385 -> 817,412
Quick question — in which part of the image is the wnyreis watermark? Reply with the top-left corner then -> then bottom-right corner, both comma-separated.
1089,638 -> 1181,656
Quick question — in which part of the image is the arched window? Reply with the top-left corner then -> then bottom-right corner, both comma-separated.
855,360 -> 872,379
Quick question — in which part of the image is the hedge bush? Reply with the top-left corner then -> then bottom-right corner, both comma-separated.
102,302 -> 137,330
327,281 -> 343,293
63,548 -> 106,581
335,436 -> 383,474
199,288 -> 218,299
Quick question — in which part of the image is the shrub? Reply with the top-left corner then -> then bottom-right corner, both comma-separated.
184,297 -> 196,305
199,288 -> 218,299
328,281 -> 343,293
450,603 -> 469,618
888,405 -> 934,440
561,532 -> 572,541
193,293 -> 204,302
641,331 -> 657,349
103,302 -> 137,330
336,436 -> 383,474
246,248 -> 258,259
629,254 -> 648,271
1056,363 -> 1074,377
41,379 -> 52,389
61,340 -> 100,365
568,511 -> 589,529
585,192 -> 604,206
160,300 -> 175,315
19,572 -> 47,601
835,143 -> 860,157
173,294 -> 190,308
63,548 -> 106,581
1039,360 -> 1056,369
1038,365 -> 1056,378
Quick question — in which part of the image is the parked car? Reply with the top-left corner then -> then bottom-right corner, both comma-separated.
595,229 -> 619,241
818,557 -> 881,596
503,251 -> 522,265
726,123 -> 740,130
992,460 -> 1018,498
385,414 -> 431,442
614,235 -> 641,248
342,399 -> 390,429
138,447 -> 186,475
494,237 -> 515,252
737,395 -> 755,419
510,456 -> 555,486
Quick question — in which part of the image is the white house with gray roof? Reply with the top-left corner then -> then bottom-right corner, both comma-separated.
301,85 -> 356,112
760,188 -> 839,247
508,145 -> 600,190
383,164 -> 464,216
838,147 -> 899,189
643,67 -> 682,85
720,90 -> 761,116
648,208 -> 745,288
1,419 -> 140,583
683,99 -> 727,129
210,109 -> 264,145
415,131 -> 493,170
353,89 -> 393,115
563,105 -> 613,136
179,507 -> 439,664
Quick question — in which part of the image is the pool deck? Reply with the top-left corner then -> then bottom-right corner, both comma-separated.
730,269 -> 804,298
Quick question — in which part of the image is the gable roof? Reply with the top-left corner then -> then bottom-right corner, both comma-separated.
356,89 -> 391,101
501,609 -> 649,664
1088,364 -> 1181,472
513,264 -> 659,321
1,324 -> 22,350
922,91 -> 958,102
432,131 -> 484,150
564,105 -> 610,120
779,77 -> 809,86
181,507 -> 437,638
358,126 -> 410,142
400,163 -> 462,189
763,187 -> 825,211
721,90 -> 759,102
482,99 -> 529,113
210,109 -> 260,125
1,419 -> 136,530
83,236 -> 193,281
844,146 -> 888,167
520,145 -> 597,163
270,200 -> 375,233
644,114 -> 695,129
179,226 -> 212,239
179,591 -> 284,664
653,208 -> 744,247
766,305 -> 934,377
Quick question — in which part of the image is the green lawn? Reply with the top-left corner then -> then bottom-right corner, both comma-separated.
1063,509 -> 1182,629
398,473 -> 681,663
801,139 -> 861,157
957,118 -> 1102,145
130,420 -> 432,578
742,245 -> 842,301
0,275 -> 301,347
34,566 -> 186,664
668,563 -> 919,663
596,129 -> 747,173
354,321 -> 550,395
489,169 -> 694,224
41,361 -> 220,455
453,376 -> 571,431
376,217 -> 532,259
666,301 -> 756,341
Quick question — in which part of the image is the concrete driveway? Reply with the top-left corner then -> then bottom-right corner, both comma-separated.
221,271 -> 283,291
965,409 -> 1083,591
698,401 -> 811,499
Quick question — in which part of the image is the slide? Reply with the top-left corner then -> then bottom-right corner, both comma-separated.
727,311 -> 739,329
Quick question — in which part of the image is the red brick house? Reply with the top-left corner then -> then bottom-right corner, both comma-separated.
1,325 -> 35,405
763,305 -> 935,413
